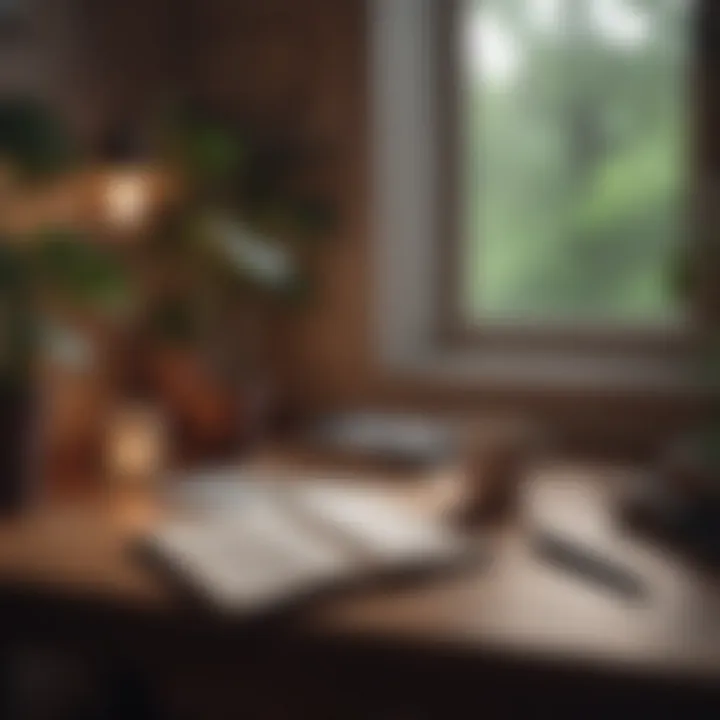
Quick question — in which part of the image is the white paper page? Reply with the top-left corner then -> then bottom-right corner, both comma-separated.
287,485 -> 464,566
147,496 -> 353,611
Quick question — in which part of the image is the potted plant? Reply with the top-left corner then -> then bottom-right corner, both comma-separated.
138,109 -> 333,459
0,98 -> 129,512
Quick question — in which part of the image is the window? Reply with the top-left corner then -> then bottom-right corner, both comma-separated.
455,0 -> 694,331
372,0 -> 700,383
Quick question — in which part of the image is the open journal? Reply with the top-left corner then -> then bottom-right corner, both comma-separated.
140,471 -> 474,614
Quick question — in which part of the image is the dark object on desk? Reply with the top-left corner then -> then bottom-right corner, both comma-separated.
622,434 -> 720,565
622,471 -> 720,567
309,413 -> 457,469
532,529 -> 648,601
456,417 -> 537,528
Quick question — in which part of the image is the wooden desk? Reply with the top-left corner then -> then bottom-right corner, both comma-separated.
308,464 -> 720,681
1,458 -> 720,716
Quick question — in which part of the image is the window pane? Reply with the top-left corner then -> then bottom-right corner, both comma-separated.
462,0 -> 692,325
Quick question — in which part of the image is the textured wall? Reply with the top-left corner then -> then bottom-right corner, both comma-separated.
180,0 -> 373,410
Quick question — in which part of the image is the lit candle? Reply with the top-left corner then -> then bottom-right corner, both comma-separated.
107,404 -> 166,486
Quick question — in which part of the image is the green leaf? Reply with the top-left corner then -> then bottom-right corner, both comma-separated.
203,214 -> 297,291
0,98 -> 76,181
168,113 -> 245,192
250,198 -> 336,242
33,229 -> 132,315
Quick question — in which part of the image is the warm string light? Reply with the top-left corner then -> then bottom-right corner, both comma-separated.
102,168 -> 154,231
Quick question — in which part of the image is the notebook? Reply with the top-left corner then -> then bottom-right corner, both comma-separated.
140,472 -> 472,614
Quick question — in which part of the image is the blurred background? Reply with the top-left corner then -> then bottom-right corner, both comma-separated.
0,0 -> 713,494
0,1 -> 718,715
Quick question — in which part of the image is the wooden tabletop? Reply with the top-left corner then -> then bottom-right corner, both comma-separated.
306,465 -> 720,683
1,456 -> 720,685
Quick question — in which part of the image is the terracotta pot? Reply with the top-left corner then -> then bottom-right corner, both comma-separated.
149,347 -> 236,458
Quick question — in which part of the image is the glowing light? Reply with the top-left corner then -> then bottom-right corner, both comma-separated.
103,170 -> 152,230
